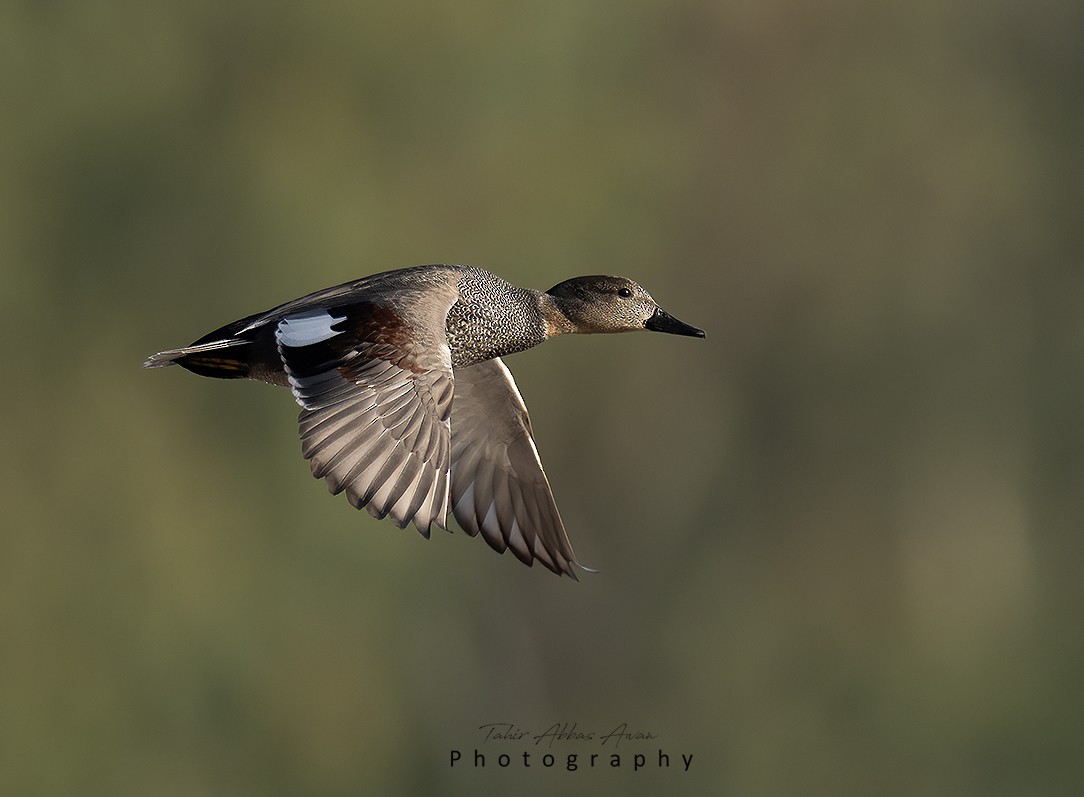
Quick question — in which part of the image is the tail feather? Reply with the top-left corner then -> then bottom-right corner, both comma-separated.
143,338 -> 247,367
144,338 -> 253,378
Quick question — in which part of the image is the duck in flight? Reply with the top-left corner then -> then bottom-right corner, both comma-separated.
145,265 -> 704,578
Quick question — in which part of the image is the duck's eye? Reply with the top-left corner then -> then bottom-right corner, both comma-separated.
617,287 -> 633,298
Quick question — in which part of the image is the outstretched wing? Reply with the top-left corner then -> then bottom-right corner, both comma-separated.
275,284 -> 458,535
449,358 -> 580,578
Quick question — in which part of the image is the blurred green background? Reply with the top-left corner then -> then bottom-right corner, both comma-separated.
3,0 -> 1083,794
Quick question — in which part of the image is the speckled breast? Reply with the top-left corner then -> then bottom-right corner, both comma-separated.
445,271 -> 547,369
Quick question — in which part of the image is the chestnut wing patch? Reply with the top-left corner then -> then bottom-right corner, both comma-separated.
275,303 -> 454,535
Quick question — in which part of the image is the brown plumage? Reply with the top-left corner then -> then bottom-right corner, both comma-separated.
145,264 -> 704,578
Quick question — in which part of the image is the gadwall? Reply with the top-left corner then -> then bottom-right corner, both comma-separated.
145,265 -> 704,578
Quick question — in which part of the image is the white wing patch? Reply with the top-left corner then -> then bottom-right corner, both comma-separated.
276,309 -> 347,348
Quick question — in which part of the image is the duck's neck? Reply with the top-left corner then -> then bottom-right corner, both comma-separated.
538,292 -> 577,337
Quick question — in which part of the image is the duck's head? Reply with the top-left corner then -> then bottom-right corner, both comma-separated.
545,276 -> 705,338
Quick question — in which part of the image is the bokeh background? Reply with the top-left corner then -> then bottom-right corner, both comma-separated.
3,0 -> 1083,795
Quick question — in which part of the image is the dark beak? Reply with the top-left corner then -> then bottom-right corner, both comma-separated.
644,307 -> 705,338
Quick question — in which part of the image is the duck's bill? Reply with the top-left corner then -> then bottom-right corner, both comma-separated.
644,307 -> 705,338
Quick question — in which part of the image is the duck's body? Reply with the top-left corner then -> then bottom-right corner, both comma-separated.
146,264 -> 703,578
